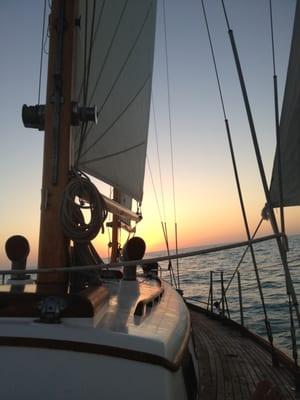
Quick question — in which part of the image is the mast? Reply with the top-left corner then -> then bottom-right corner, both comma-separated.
37,0 -> 76,291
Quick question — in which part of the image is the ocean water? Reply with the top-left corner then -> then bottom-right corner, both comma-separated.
148,234 -> 300,359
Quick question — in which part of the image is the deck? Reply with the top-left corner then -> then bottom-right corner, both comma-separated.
188,304 -> 297,400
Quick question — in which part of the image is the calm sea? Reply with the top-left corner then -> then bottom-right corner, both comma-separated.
148,234 -> 300,358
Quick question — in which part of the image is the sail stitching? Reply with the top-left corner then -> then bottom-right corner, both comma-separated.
74,1 -> 106,156
84,0 -> 96,105
80,141 -> 146,165
75,0 -> 107,104
79,1 -> 154,151
79,75 -> 150,160
76,0 -> 97,164
87,0 -> 130,107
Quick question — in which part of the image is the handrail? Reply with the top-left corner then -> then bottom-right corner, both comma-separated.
0,233 -> 282,276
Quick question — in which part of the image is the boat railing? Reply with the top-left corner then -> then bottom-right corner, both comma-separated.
0,232 -> 282,278
183,270 -> 244,326
0,232 -> 298,367
156,236 -> 299,369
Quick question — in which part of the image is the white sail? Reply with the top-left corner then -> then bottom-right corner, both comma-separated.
73,0 -> 157,203
269,1 -> 300,207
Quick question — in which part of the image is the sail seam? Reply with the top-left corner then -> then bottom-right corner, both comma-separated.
76,0 -> 97,164
80,0 -> 154,150
76,0 -> 107,102
79,75 -> 150,159
80,141 -> 146,165
87,0 -> 130,107
75,0 -> 128,160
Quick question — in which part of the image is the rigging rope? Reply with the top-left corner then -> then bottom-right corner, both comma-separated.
150,95 -> 178,285
269,0 -> 287,240
42,5 -> 51,56
38,0 -> 47,105
146,156 -> 177,288
151,95 -> 167,222
222,218 -> 263,298
288,293 -> 298,367
220,0 -> 300,331
84,0 -> 97,106
83,1 -> 89,106
60,170 -> 108,242
0,233 -> 283,276
74,0 -> 106,105
147,156 -> 163,223
162,0 -> 180,290
200,0 -> 266,311
163,222 -> 178,288
269,5 -> 298,361
202,0 -> 277,354
200,0 -> 227,119
76,0 -> 98,165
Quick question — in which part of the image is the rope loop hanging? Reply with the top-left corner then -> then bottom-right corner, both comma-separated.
60,169 -> 108,242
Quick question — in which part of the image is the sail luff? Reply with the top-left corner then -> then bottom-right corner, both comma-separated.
269,0 -> 300,207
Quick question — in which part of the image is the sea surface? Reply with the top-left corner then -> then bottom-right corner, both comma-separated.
147,234 -> 300,359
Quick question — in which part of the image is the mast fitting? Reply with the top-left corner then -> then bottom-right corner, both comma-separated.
22,104 -> 45,131
71,102 -> 98,126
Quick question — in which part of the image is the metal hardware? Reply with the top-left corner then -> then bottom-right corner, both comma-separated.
237,272 -> 244,327
22,104 -> 45,131
221,272 -> 225,316
71,102 -> 98,126
208,271 -> 213,312
38,296 -> 66,323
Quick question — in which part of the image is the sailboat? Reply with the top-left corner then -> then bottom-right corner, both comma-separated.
0,0 -> 300,399
0,1 -> 200,399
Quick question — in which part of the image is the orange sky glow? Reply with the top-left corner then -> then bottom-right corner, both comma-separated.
1,1 -> 299,269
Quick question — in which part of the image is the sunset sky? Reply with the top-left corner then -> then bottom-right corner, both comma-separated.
0,0 -> 299,268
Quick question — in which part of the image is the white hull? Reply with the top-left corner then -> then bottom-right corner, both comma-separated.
1,347 -> 189,399
0,279 -> 199,399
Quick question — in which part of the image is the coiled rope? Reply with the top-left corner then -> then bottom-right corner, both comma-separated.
60,170 -> 108,242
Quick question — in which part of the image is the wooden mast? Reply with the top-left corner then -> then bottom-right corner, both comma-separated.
37,0 -> 76,292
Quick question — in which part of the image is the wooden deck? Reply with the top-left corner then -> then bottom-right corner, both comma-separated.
188,305 -> 297,400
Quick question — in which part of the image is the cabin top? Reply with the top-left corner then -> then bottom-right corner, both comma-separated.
0,277 -> 190,368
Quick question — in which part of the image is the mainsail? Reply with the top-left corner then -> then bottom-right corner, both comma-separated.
269,0 -> 300,207
73,0 -> 157,203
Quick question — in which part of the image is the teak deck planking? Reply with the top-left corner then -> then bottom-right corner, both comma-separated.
189,306 -> 296,399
